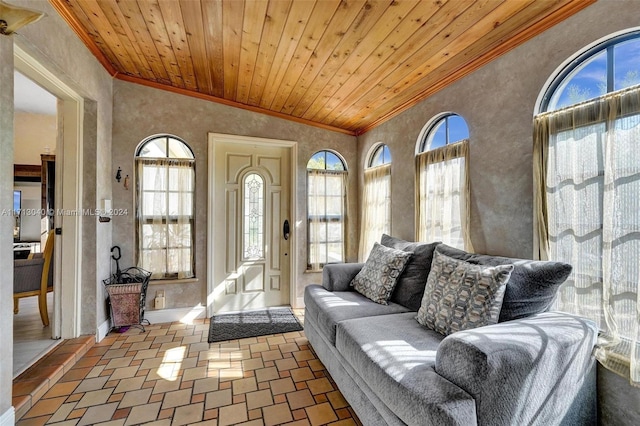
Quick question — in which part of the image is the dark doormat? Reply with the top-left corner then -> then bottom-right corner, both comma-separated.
208,307 -> 303,343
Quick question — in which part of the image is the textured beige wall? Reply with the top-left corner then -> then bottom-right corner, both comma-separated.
111,80 -> 357,310
357,0 -> 640,422
14,112 -> 56,164
0,33 -> 15,421
1,4 -> 113,404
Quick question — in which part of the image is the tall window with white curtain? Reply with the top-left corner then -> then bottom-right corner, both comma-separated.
307,150 -> 347,271
359,144 -> 391,260
416,114 -> 472,250
534,32 -> 640,386
136,135 -> 195,279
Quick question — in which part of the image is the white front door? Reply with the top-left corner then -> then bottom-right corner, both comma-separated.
211,138 -> 291,313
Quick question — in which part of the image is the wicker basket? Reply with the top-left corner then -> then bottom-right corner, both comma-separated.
106,283 -> 143,327
103,267 -> 151,331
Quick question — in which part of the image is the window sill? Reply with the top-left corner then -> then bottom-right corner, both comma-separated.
596,338 -> 632,368
149,277 -> 199,285
304,269 -> 323,274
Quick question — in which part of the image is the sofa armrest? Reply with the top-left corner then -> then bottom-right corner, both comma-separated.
322,263 -> 364,291
435,311 -> 598,426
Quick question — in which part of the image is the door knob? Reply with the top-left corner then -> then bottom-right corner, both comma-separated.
283,219 -> 290,240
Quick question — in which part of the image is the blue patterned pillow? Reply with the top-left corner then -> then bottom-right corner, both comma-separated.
350,242 -> 413,304
416,251 -> 514,335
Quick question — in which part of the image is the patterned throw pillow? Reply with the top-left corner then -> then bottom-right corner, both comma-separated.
416,251 -> 514,335
350,242 -> 413,304
380,234 -> 440,311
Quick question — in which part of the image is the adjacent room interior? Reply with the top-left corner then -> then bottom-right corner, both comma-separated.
12,70 -> 59,377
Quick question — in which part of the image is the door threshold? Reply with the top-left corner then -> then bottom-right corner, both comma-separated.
12,336 -> 94,421
13,338 -> 62,379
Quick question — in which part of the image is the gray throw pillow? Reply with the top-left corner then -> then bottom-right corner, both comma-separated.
416,251 -> 514,336
435,244 -> 572,322
381,234 -> 440,311
350,242 -> 413,305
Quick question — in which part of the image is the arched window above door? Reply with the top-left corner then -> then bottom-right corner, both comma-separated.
243,172 -> 265,260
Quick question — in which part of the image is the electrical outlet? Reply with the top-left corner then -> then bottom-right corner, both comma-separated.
154,290 -> 165,309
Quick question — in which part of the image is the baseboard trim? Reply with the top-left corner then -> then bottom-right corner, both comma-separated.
294,297 -> 305,309
96,319 -> 110,343
0,407 -> 14,426
144,305 -> 206,325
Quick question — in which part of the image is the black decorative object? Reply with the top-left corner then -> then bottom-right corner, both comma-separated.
103,247 -> 151,333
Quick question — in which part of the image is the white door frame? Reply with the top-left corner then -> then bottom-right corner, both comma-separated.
207,133 -> 297,318
14,44 -> 83,339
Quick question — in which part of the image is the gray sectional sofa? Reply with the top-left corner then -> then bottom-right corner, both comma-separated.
304,237 -> 598,425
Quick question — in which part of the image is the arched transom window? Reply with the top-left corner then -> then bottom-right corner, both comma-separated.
419,113 -> 469,153
542,32 -> 640,111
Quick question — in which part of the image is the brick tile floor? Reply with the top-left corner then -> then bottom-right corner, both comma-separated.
16,311 -> 362,426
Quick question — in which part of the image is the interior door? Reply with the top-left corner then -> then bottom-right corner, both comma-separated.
213,141 -> 291,313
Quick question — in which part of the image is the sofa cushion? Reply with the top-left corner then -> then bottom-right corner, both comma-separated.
416,251 -> 514,335
351,242 -> 413,304
381,234 -> 440,311
304,284 -> 411,345
435,244 -> 572,322
335,313 -> 476,425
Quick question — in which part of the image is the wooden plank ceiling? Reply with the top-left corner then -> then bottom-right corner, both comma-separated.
50,0 -> 593,135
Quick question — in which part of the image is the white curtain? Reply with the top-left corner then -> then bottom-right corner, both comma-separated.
416,140 -> 473,250
359,164 -> 391,261
534,86 -> 640,386
137,158 -> 195,279
307,169 -> 347,271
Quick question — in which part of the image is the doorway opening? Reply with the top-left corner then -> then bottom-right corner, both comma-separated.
12,44 -> 84,376
12,69 -> 59,377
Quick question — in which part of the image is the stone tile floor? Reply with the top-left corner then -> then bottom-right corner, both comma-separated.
15,311 -> 362,426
